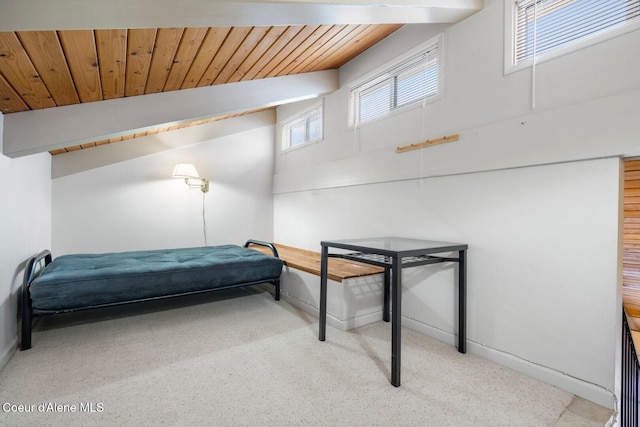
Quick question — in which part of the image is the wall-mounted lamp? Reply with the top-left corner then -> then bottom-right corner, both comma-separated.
172,163 -> 209,193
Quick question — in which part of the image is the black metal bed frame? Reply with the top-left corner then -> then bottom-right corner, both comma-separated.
622,308 -> 640,426
20,240 -> 281,351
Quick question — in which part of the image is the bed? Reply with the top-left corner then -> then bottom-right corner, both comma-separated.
20,240 -> 283,350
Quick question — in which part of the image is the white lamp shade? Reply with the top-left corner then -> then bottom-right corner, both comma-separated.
172,163 -> 199,179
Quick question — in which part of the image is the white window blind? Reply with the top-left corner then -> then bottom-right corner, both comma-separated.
515,0 -> 640,64
349,44 -> 439,127
282,103 -> 323,150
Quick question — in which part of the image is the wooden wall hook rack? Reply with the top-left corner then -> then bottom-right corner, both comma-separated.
396,133 -> 459,153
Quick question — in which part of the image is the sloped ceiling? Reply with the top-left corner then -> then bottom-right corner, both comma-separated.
0,0 -> 483,158
0,24 -> 401,154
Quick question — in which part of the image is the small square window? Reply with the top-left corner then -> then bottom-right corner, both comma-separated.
281,102 -> 323,151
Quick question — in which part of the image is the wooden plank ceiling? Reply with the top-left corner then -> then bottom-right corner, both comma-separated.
0,24 -> 402,154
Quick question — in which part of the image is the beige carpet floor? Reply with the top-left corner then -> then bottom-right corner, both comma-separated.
0,287 -> 607,426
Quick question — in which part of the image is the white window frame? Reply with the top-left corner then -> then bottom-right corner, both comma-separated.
347,33 -> 443,129
280,100 -> 324,152
504,0 -> 640,74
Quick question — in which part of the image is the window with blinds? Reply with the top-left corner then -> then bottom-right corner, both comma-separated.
281,102 -> 323,151
349,41 -> 440,127
514,0 -> 640,65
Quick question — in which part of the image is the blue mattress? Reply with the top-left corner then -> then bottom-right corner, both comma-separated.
29,245 -> 283,311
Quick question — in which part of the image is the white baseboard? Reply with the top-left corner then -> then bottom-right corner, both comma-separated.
264,282 -> 616,410
402,317 -> 617,410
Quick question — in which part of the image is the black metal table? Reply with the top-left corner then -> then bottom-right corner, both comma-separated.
318,237 -> 468,387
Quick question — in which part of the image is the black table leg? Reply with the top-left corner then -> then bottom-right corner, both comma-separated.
391,256 -> 401,387
383,267 -> 390,322
319,245 -> 328,341
458,249 -> 467,354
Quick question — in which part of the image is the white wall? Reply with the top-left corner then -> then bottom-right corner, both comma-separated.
273,0 -> 639,408
0,111 -> 51,367
275,158 -> 621,406
52,122 -> 275,255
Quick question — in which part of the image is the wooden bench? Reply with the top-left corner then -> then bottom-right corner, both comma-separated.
250,243 -> 384,282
